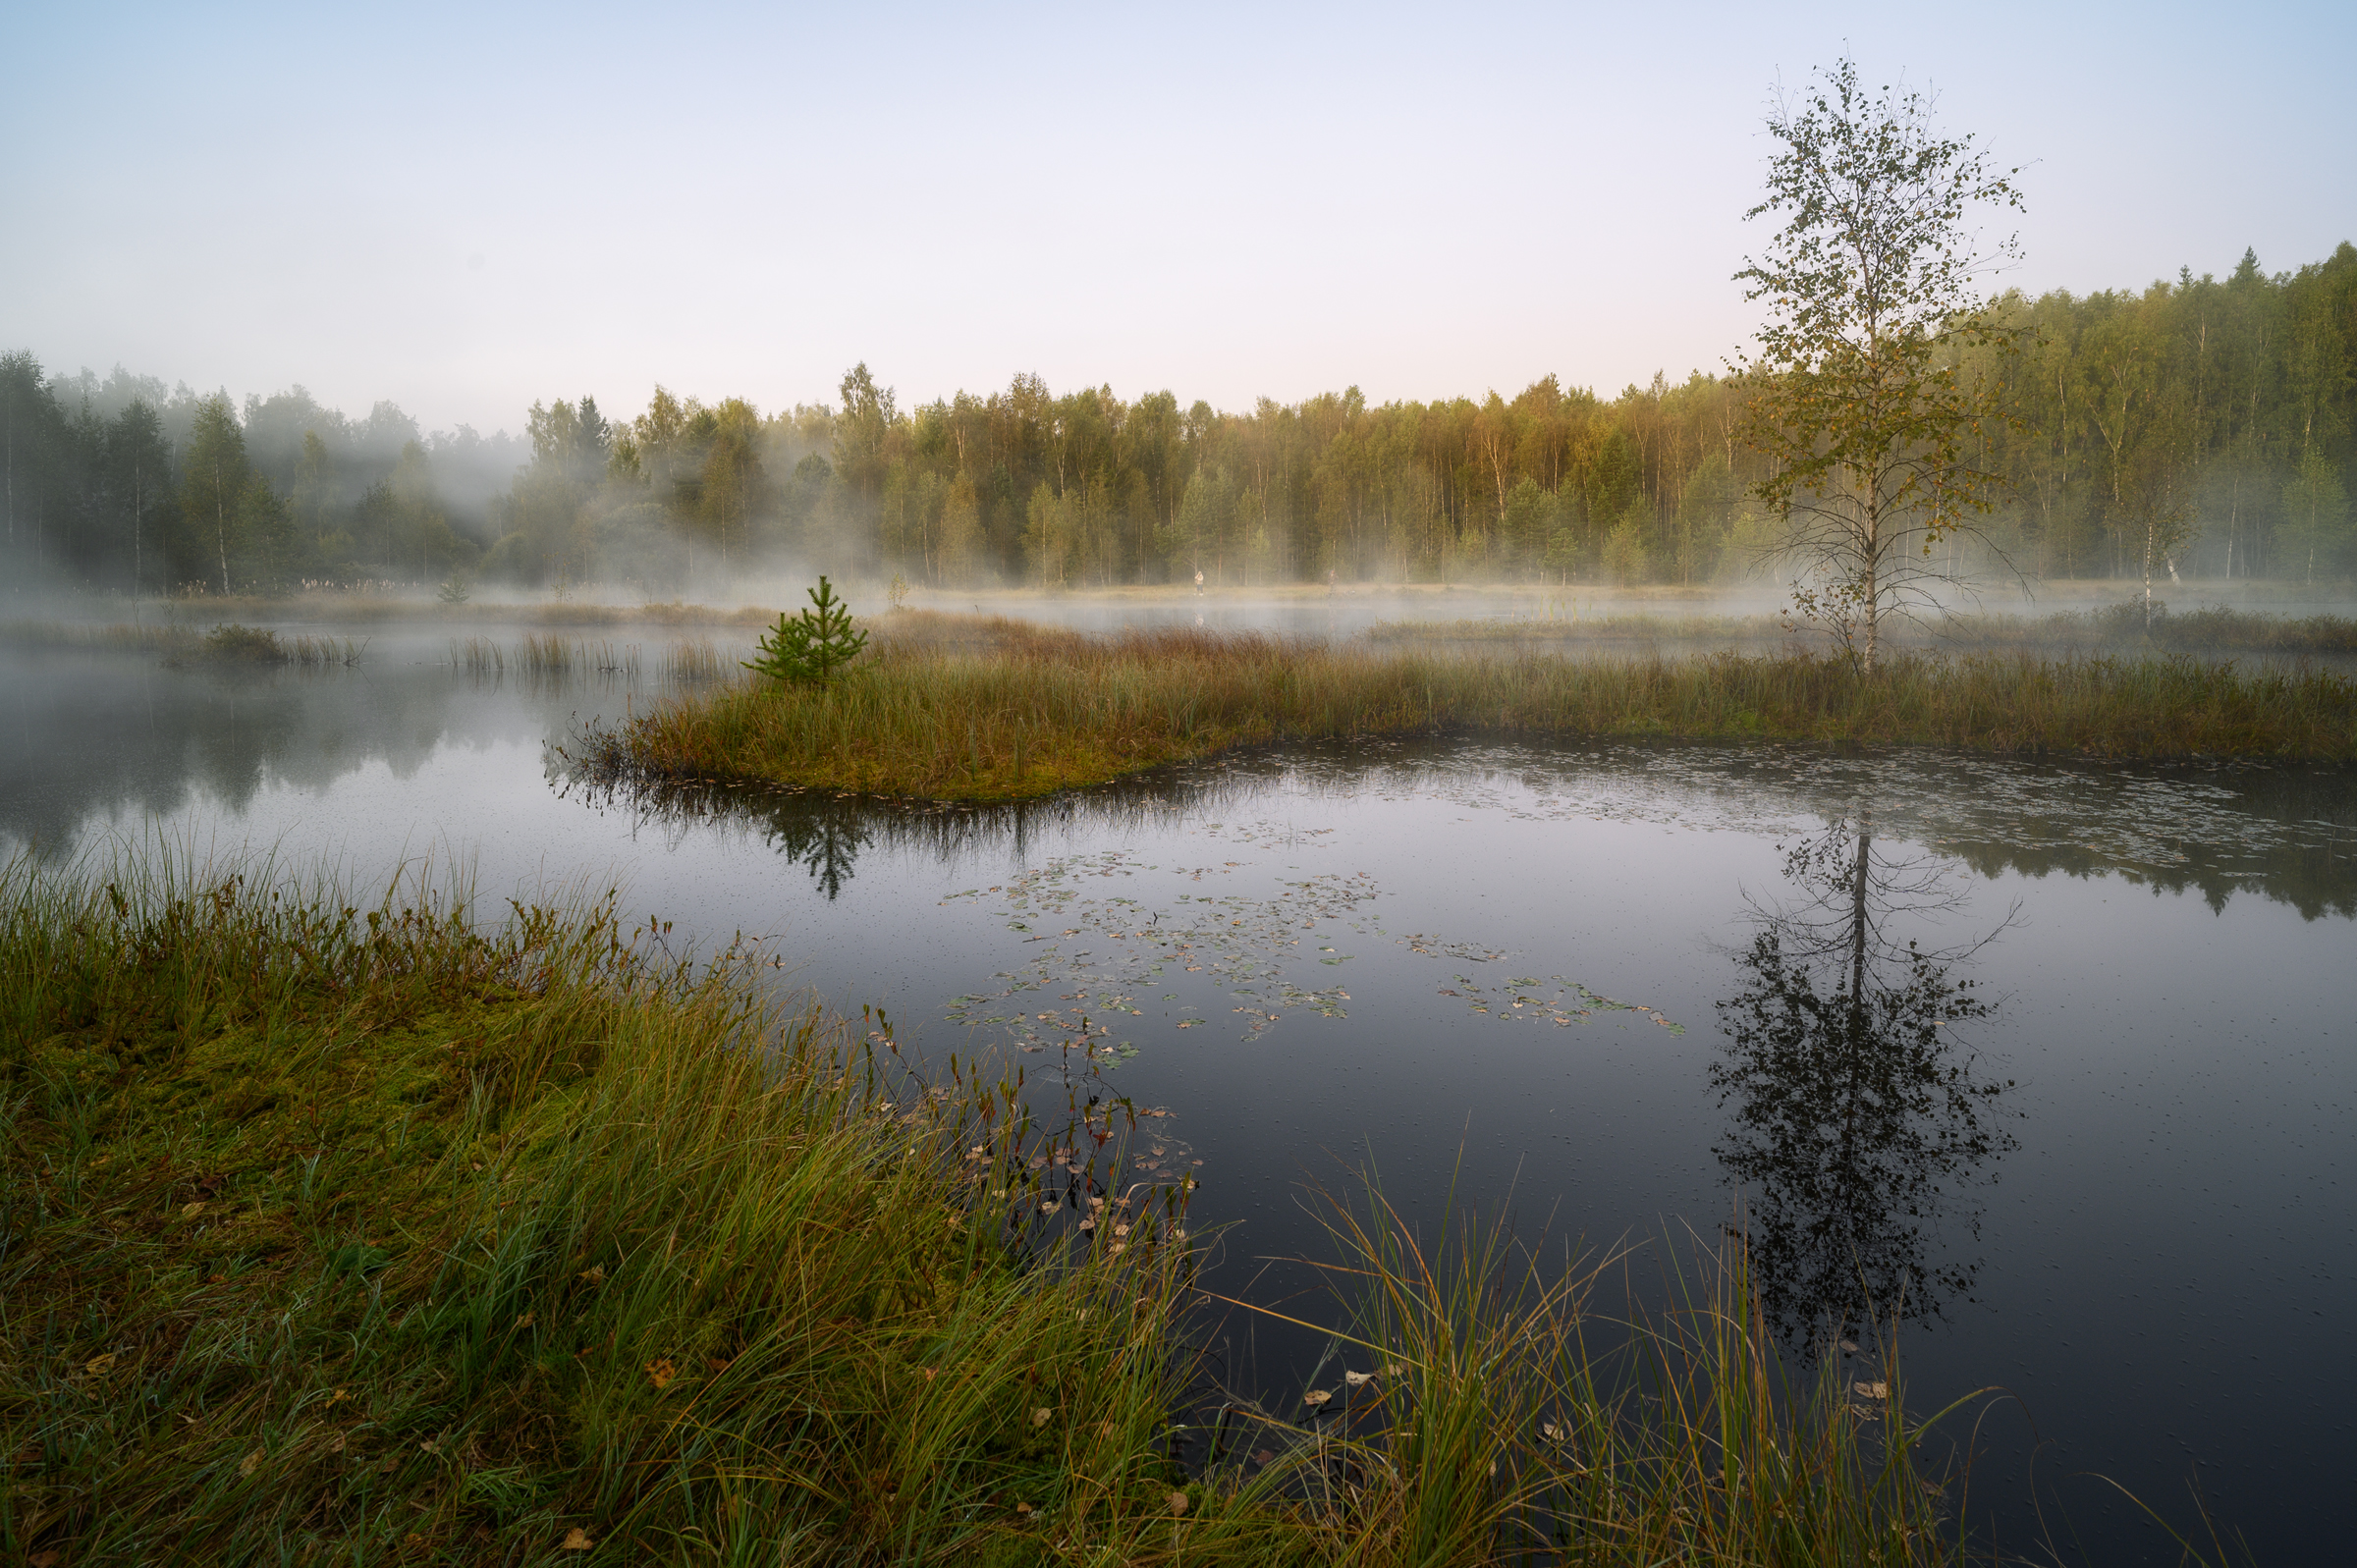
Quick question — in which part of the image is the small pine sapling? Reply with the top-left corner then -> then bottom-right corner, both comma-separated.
743,575 -> 870,684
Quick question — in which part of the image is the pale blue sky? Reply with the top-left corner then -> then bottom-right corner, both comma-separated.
5,0 -> 2350,434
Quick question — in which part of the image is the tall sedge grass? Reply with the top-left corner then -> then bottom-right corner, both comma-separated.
1210,1179 -> 1973,1567
447,635 -> 733,684
1370,603 -> 2357,654
0,846 -> 1196,1564
0,621 -> 199,655
606,625 -> 2357,801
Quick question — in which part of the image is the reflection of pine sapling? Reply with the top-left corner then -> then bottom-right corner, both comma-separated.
743,576 -> 870,684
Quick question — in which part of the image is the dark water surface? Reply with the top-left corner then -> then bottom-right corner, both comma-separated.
5,635 -> 2352,1564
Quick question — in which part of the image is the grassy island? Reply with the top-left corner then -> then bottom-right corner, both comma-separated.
4,850 -> 2002,1565
598,620 -> 2357,803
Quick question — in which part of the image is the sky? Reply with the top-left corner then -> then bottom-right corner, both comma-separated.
4,0 -> 2351,437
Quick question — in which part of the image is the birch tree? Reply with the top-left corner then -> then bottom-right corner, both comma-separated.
1734,59 -> 2028,670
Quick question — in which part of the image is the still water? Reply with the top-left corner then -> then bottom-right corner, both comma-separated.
4,631 -> 2351,1564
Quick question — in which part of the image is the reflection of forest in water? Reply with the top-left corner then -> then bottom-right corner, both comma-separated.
0,651 -> 515,848
1714,810 -> 2021,1352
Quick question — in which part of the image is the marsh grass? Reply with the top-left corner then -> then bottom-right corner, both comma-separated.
135,597 -> 791,627
608,624 -> 2357,802
1202,1181 -> 1975,1568
446,636 -> 733,685
1370,603 -> 2357,655
0,621 -> 200,655
0,847 -> 1201,1565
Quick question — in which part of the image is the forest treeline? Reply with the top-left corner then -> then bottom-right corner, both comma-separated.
4,243 -> 2350,598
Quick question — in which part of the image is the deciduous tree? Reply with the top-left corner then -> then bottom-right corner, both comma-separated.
1735,58 -> 2028,669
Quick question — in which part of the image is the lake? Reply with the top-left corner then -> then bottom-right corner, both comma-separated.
5,626 -> 2350,1564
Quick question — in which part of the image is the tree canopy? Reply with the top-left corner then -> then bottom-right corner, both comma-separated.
3,239 -> 2351,598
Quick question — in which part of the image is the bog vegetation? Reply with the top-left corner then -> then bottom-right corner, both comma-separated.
593,618 -> 2357,803
5,848 -> 2011,1565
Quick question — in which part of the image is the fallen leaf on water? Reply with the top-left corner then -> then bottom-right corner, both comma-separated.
1852,1380 -> 1890,1400
1253,1449 -> 1276,1464
1303,1389 -> 1333,1407
646,1359 -> 678,1390
561,1527 -> 593,1549
1343,1371 -> 1373,1387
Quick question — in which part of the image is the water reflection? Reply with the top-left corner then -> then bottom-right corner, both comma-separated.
1713,809 -> 2022,1351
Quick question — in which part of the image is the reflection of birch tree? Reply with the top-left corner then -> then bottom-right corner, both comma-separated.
1713,810 -> 2020,1351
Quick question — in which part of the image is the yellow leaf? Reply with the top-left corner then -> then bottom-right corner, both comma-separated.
182,1201 -> 206,1217
240,1449 -> 263,1477
646,1359 -> 678,1391
515,1313 -> 534,1328
1031,1407 -> 1053,1428
83,1352 -> 117,1377
1168,1490 -> 1190,1516
1852,1380 -> 1890,1400
578,1265 -> 605,1284
1303,1389 -> 1333,1408
561,1526 -> 594,1549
